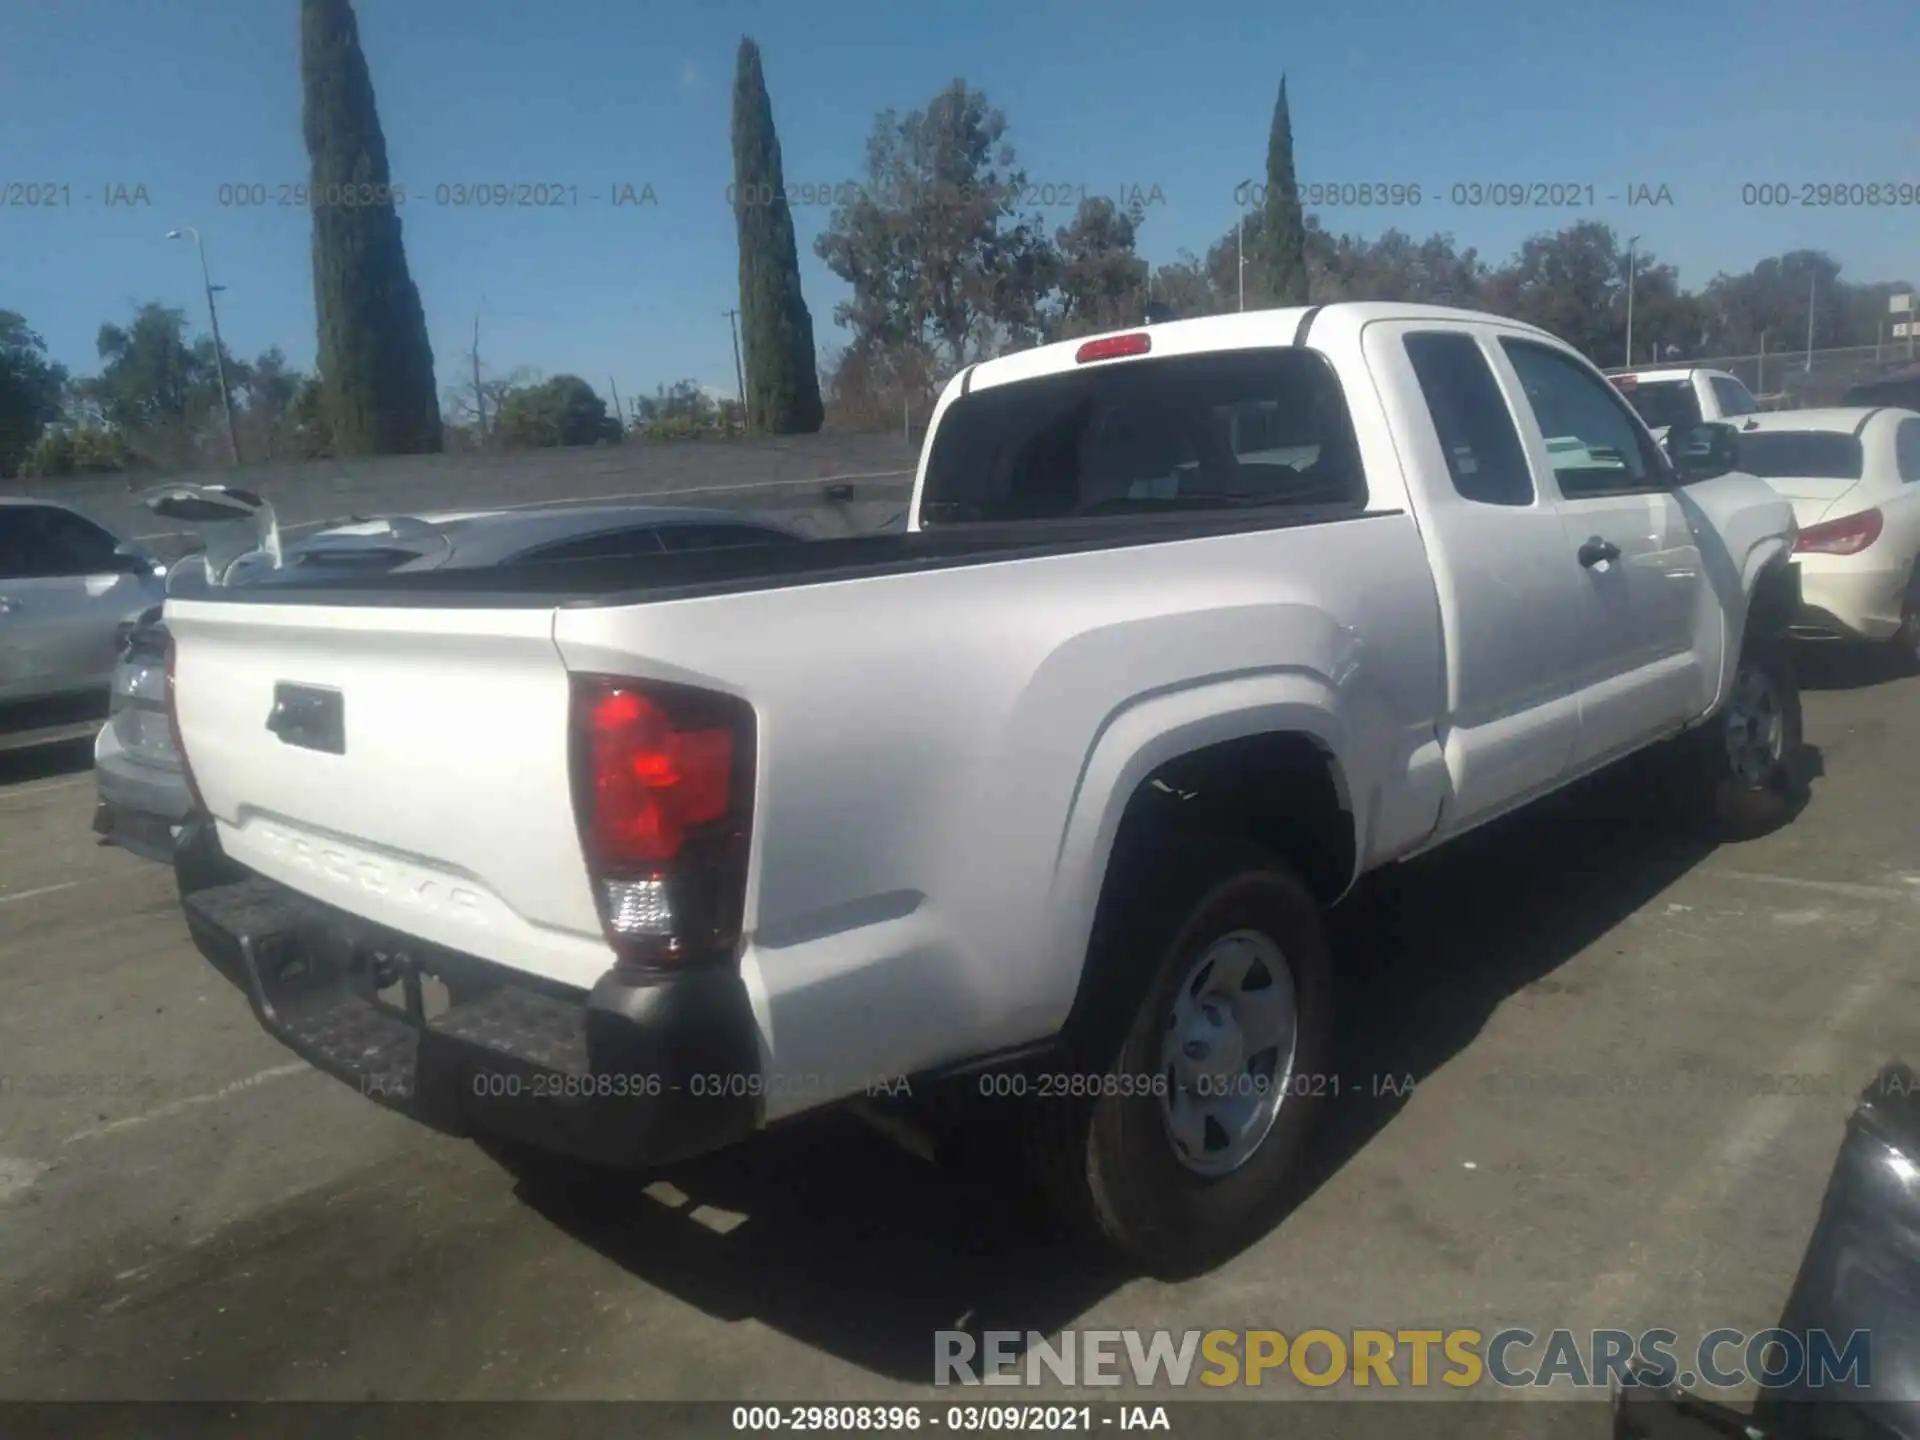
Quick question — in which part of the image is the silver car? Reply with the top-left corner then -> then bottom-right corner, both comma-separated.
92,502 -> 806,861
0,496 -> 168,751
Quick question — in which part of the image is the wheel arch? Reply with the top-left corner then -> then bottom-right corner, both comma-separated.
1049,691 -> 1358,1059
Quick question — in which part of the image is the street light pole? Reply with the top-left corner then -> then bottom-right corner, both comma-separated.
1624,235 -> 1640,369
723,308 -> 747,432
1805,272 -> 1817,373
1237,216 -> 1246,313
167,227 -> 240,466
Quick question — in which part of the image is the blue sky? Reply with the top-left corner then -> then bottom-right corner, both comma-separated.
5,0 -> 1915,409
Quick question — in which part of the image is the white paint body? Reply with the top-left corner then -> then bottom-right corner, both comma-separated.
164,305 -> 1796,1122
1738,407 -> 1920,642
1611,367 -> 1763,443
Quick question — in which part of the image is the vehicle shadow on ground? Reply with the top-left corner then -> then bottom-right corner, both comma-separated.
0,736 -> 95,790
502,743 -> 1823,1384
1795,642 -> 1917,692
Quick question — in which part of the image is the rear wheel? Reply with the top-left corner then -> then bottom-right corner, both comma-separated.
1887,572 -> 1920,676
1023,837 -> 1334,1277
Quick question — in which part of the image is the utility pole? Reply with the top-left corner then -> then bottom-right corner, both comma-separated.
470,309 -> 488,446
166,227 -> 240,466
1623,235 -> 1640,370
723,308 -> 747,432
1237,215 -> 1246,313
1805,272 -> 1817,373
609,376 -> 624,430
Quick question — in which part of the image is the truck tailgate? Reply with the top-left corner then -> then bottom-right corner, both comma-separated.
165,598 -> 612,989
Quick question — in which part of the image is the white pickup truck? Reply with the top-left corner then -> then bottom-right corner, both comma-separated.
163,303 -> 1802,1277
1611,366 -> 1763,441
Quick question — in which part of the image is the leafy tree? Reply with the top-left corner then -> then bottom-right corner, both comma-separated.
494,375 -> 622,448
1259,76 -> 1309,305
1697,251 -> 1849,357
78,303 -> 228,434
282,375 -> 335,459
1044,196 -> 1148,340
731,37 -> 824,435
815,79 -> 1056,376
1479,221 -> 1627,362
303,0 -> 441,455
630,379 -> 732,439
0,311 -> 68,477
65,301 -> 241,468
18,425 -> 142,478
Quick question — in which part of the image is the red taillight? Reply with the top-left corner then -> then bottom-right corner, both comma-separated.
581,686 -> 733,866
1794,508 -> 1883,556
1614,374 -> 1638,388
163,635 -> 207,813
569,675 -> 755,970
1076,332 -> 1152,364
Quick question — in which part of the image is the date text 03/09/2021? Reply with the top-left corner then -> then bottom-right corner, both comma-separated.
730,1405 -> 1172,1432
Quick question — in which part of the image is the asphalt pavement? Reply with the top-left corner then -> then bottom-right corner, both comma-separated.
1,648 -> 1916,1427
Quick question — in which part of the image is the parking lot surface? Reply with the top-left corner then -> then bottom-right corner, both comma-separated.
2,651 -> 1916,1417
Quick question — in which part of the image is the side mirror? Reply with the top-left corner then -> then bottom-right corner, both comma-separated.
110,543 -> 160,575
1664,422 -> 1741,483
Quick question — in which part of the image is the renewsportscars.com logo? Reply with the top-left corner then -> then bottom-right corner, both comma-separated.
934,1328 -> 1872,1392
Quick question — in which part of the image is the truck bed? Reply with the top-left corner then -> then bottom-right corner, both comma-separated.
165,503 -> 1389,609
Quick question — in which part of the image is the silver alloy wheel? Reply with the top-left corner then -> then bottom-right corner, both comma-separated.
1722,661 -> 1785,789
1157,928 -> 1298,1177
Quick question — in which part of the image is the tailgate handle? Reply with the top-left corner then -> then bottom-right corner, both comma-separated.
267,683 -> 346,755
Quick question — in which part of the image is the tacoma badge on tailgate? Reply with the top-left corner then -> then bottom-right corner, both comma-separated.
266,683 -> 346,754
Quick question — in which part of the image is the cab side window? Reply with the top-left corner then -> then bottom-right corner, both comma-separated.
1710,376 -> 1759,418
1500,340 -> 1669,500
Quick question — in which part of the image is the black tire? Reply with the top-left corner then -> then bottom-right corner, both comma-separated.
1671,637 -> 1805,841
1022,835 -> 1334,1278
1887,572 -> 1920,677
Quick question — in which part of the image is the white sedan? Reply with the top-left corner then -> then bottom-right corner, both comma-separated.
1731,407 -> 1920,666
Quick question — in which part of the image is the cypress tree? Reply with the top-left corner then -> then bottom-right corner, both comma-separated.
1261,75 -> 1309,306
731,37 -> 824,435
302,0 -> 441,454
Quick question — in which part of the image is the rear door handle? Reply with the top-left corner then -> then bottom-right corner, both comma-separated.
1578,537 -> 1621,568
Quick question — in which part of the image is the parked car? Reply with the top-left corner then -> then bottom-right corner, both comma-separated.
0,497 -> 168,753
162,302 -> 1801,1276
90,503 -> 805,861
1611,366 -> 1762,441
1727,407 -> 1920,665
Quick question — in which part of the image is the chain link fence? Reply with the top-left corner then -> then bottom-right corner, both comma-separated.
1604,340 -> 1920,408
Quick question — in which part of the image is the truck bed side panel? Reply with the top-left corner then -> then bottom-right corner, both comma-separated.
553,513 -> 1446,1114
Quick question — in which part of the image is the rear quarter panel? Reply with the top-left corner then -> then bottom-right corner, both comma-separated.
554,513 -> 1447,1114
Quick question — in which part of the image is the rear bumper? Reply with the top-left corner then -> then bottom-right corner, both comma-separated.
1789,556 -> 1913,643
173,817 -> 762,1169
92,731 -> 191,863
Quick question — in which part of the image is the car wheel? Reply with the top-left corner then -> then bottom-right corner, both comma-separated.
1024,836 -> 1334,1277
1672,638 -> 1805,841
1889,573 -> 1920,676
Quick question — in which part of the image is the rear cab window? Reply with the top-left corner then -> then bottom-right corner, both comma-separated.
918,347 -> 1369,526
1614,377 -> 1702,432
